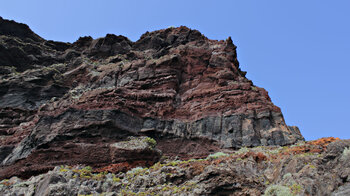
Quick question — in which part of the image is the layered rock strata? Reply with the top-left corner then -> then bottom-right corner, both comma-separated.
0,17 -> 304,179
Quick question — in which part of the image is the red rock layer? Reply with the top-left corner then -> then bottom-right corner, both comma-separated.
0,18 -> 304,179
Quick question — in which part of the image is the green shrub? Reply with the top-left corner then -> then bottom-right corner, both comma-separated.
144,137 -> 157,149
207,152 -> 228,159
263,185 -> 293,196
290,183 -> 302,195
127,167 -> 145,176
236,147 -> 249,154
282,173 -> 292,180
113,176 -> 121,182
166,161 -> 178,167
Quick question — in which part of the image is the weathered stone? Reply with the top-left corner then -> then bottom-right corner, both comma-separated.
1,138 -> 348,195
0,17 -> 304,180
332,183 -> 350,196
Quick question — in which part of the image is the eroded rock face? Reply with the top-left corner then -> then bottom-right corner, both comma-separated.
0,17 -> 303,179
0,17 -> 69,72
1,138 -> 349,196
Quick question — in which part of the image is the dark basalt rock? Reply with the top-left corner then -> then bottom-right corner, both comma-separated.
0,17 -> 304,179
0,17 -> 71,72
0,17 -> 42,42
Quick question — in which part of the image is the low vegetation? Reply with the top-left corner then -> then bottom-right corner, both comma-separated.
0,137 -> 349,195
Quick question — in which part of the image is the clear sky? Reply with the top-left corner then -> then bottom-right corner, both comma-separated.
1,0 -> 349,140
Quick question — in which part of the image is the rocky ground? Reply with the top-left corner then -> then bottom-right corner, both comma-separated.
1,137 -> 350,195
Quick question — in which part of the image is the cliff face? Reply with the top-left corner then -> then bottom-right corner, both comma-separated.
0,17 -> 303,179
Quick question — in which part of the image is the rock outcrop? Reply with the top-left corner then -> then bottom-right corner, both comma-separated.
0,17 -> 303,180
1,138 -> 350,196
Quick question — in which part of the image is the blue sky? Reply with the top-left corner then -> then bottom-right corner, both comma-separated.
1,0 -> 349,140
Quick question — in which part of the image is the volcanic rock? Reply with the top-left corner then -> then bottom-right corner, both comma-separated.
1,138 -> 349,195
0,17 -> 304,180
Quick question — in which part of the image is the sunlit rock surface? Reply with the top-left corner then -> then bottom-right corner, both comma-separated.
0,17 -> 304,185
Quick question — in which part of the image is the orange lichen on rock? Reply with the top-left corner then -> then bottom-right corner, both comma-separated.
283,145 -> 323,155
308,137 -> 340,148
0,181 -> 14,186
190,161 -> 210,176
282,137 -> 340,155
177,160 -> 211,176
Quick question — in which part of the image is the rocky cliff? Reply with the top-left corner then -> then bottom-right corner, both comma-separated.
0,17 -> 304,179
7,17 -> 350,196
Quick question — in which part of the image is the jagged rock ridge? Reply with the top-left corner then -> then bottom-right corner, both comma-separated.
0,17 -> 303,180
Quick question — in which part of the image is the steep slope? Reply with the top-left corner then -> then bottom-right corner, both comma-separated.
0,17 -> 303,180
1,138 -> 350,196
